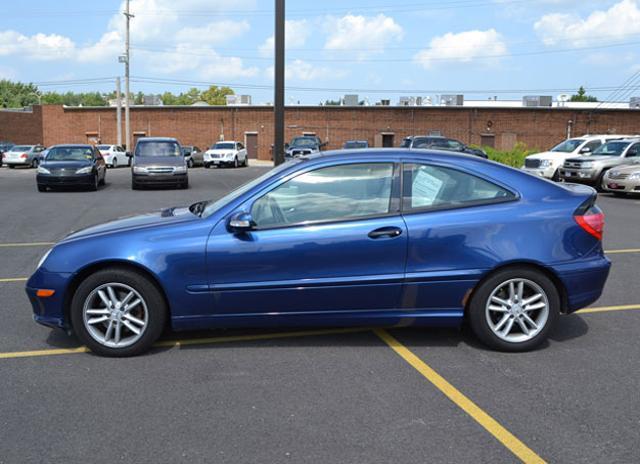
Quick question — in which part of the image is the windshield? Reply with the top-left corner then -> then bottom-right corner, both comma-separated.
344,141 -> 367,149
291,137 -> 317,148
593,141 -> 631,156
551,139 -> 585,153
197,161 -> 299,218
135,141 -> 181,157
11,145 -> 33,152
212,142 -> 235,150
400,138 -> 412,148
46,147 -> 94,161
97,145 -> 111,150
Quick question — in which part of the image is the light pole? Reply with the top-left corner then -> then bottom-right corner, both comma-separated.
116,77 -> 122,146
123,0 -> 134,152
274,0 -> 285,165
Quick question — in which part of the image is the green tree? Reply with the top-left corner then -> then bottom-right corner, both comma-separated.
570,86 -> 598,102
0,79 -> 40,108
201,85 -> 234,105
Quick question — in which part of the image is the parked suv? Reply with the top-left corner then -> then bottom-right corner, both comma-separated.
131,137 -> 188,189
522,135 -> 624,181
285,136 -> 325,158
559,138 -> 640,189
3,144 -> 46,168
401,136 -> 488,158
203,141 -> 247,168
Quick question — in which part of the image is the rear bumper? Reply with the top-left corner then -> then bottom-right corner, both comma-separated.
551,256 -> 611,313
37,173 -> 94,187
4,159 -> 30,165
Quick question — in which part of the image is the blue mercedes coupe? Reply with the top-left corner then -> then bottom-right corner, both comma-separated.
26,150 -> 610,356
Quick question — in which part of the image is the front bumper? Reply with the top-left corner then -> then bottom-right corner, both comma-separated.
522,166 -> 556,179
26,268 -> 73,330
37,173 -> 95,187
204,157 -> 235,165
559,168 -> 599,183
133,173 -> 187,186
602,177 -> 640,193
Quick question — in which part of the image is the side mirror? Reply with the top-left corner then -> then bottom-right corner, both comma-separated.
580,147 -> 591,154
228,212 -> 256,233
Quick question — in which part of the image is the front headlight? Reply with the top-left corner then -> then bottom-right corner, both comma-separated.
76,166 -> 92,174
629,172 -> 640,181
225,152 -> 235,159
37,248 -> 52,270
539,159 -> 552,168
37,166 -> 50,174
133,166 -> 148,174
579,162 -> 592,169
174,166 -> 187,173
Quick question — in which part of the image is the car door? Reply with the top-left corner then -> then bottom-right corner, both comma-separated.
193,147 -> 203,165
623,142 -> 639,161
206,161 -> 407,316
400,161 -> 518,312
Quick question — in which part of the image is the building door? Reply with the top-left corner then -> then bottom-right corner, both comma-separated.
480,134 -> 495,148
245,133 -> 258,159
382,133 -> 395,147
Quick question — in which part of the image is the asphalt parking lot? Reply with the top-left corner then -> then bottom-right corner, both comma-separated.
0,165 -> 639,463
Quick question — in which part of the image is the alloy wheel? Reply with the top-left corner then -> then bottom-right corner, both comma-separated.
82,283 -> 149,348
485,278 -> 549,343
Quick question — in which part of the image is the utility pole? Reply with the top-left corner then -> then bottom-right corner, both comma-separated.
274,0 -> 285,165
116,77 -> 122,146
124,0 -> 134,152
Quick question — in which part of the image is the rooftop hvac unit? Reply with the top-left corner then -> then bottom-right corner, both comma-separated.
630,97 -> 640,109
398,96 -> 411,106
343,94 -> 359,106
523,95 -> 552,107
441,94 -> 464,106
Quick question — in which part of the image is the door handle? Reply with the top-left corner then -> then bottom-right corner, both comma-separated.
368,226 -> 403,239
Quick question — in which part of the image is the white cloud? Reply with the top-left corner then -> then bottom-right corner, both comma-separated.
265,59 -> 345,82
0,31 -> 75,61
414,29 -> 507,68
324,14 -> 403,58
534,0 -> 640,46
176,20 -> 250,45
259,20 -> 311,57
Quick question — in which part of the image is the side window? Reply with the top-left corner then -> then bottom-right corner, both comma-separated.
403,164 -> 515,211
584,141 -> 601,152
238,143 -> 244,150
447,140 -> 464,150
627,144 -> 639,157
251,163 -> 395,228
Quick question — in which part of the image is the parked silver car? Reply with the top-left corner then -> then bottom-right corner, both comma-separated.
602,159 -> 640,196
559,138 -> 640,189
2,144 -> 46,168
182,146 -> 203,168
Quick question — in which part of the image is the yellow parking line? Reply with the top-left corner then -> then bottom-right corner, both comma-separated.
605,248 -> 640,254
0,277 -> 27,283
374,329 -> 546,464
0,242 -> 54,248
0,327 -> 368,360
577,304 -> 640,314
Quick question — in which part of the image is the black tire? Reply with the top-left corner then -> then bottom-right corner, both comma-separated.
112,158 -> 118,168
233,157 -> 238,168
551,169 -> 560,182
468,266 -> 559,352
99,172 -> 106,186
32,158 -> 40,168
595,171 -> 608,192
204,163 -> 210,169
243,157 -> 248,167
90,174 -> 98,191
188,158 -> 194,168
37,184 -> 46,192
131,180 -> 139,190
8,165 -> 14,169
180,179 -> 189,189
70,267 -> 167,357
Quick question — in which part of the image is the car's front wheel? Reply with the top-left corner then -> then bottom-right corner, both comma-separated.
71,268 -> 167,357
468,267 -> 559,352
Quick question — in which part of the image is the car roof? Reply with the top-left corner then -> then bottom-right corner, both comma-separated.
213,140 -> 239,143
50,144 -> 93,148
137,137 -> 179,143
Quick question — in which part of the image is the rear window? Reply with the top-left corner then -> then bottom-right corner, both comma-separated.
135,141 -> 181,157
11,145 -> 33,152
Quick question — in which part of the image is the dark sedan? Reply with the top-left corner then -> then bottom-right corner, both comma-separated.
402,136 -> 488,158
36,145 -> 107,192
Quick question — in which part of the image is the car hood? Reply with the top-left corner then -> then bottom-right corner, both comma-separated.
526,151 -> 572,160
42,160 -> 92,169
287,146 -> 319,152
62,207 -> 196,242
565,155 -> 619,163
134,156 -> 184,167
609,163 -> 640,174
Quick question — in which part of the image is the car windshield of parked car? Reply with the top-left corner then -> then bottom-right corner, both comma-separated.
212,142 -> 235,150
344,141 -> 367,149
290,137 -> 317,148
10,145 -> 33,152
46,147 -> 94,161
593,141 -> 631,156
136,141 -> 181,157
551,139 -> 585,153
251,163 -> 394,228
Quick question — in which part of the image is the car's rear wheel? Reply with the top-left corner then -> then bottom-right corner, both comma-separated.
90,174 -> 98,191
468,267 -> 559,352
233,157 -> 238,168
187,158 -> 194,168
112,158 -> 118,168
70,268 -> 167,357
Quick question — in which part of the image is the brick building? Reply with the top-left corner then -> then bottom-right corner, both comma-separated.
1,104 -> 639,160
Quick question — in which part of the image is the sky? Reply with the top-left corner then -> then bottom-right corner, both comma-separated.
1,0 -> 639,105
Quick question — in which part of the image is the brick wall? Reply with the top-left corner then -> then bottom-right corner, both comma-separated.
2,105 -> 639,159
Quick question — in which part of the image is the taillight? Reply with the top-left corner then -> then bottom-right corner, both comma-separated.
574,200 -> 604,241
20,153 -> 28,159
